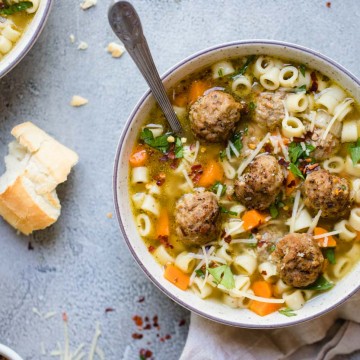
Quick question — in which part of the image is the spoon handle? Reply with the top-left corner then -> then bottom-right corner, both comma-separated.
108,1 -> 183,134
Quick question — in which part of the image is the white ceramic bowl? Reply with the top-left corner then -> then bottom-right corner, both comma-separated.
0,0 -> 53,78
114,40 -> 360,328
0,344 -> 23,360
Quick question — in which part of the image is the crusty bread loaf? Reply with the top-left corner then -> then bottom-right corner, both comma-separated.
0,122 -> 78,235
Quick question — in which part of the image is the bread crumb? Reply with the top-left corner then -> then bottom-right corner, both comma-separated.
78,41 -> 88,50
80,0 -> 96,10
70,95 -> 88,107
107,42 -> 125,58
69,34 -> 75,43
106,212 -> 113,219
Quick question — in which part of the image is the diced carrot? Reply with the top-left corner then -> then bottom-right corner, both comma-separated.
356,231 -> 360,241
188,80 -> 210,104
251,281 -> 273,298
129,146 -> 148,167
282,137 -> 290,145
197,160 -> 224,187
314,227 -> 337,247
164,264 -> 190,291
242,210 -> 267,231
172,92 -> 188,107
249,300 -> 283,316
156,209 -> 170,239
285,171 -> 300,196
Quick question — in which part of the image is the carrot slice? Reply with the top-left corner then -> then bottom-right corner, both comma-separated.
314,227 -> 337,247
129,146 -> 148,167
172,92 -> 188,107
285,171 -> 300,196
197,160 -> 224,187
156,209 -> 170,239
249,300 -> 283,316
164,264 -> 190,291
188,80 -> 210,104
242,210 -> 267,231
251,281 -> 273,298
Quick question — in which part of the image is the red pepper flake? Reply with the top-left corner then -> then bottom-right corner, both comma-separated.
310,71 -> 318,92
160,337 -> 165,342
278,158 -> 290,168
148,245 -> 155,253
165,334 -> 171,340
62,312 -> 68,323
170,159 -> 179,170
144,324 -> 151,330
264,143 -> 273,153
132,333 -> 143,340
293,137 -> 305,143
145,316 -> 149,322
158,235 -> 174,249
28,242 -> 34,250
138,296 -> 145,303
153,315 -> 159,327
154,172 -> 166,186
287,180 -> 296,188
326,1 -> 331,8
189,164 -> 203,183
105,307 -> 115,313
261,270 -> 267,275
139,349 -> 153,359
224,235 -> 232,244
132,315 -> 143,327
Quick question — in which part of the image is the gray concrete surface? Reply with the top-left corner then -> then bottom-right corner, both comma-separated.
0,0 -> 359,359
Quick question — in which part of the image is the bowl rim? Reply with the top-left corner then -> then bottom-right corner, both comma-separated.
0,0 -> 53,79
0,343 -> 23,360
113,39 -> 360,328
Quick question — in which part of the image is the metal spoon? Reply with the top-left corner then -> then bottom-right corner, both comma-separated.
108,1 -> 183,134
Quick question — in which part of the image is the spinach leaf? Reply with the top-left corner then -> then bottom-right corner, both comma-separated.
140,128 -> 170,154
295,84 -> 307,93
0,1 -> 32,15
349,139 -> 360,165
324,248 -> 336,265
289,163 -> 304,179
269,203 -> 279,219
288,142 -> 315,163
304,275 -> 334,291
207,265 -> 235,289
174,137 -> 184,158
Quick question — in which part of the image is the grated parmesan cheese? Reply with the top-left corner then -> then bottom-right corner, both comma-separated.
181,168 -> 194,189
289,190 -> 301,234
77,41 -> 88,50
313,230 -> 341,239
307,209 -> 322,234
227,287 -> 285,303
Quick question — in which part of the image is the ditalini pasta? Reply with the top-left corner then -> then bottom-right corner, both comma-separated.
128,54 -> 360,317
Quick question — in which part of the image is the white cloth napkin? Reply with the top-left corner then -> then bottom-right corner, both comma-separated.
180,291 -> 360,360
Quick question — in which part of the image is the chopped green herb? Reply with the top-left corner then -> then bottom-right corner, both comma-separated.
304,275 -> 334,291
140,128 -> 171,153
229,132 -> 243,156
218,68 -> 224,77
269,203 -> 279,219
267,244 -> 276,253
249,102 -> 256,111
288,142 -> 315,163
289,163 -> 304,179
219,149 -> 226,161
140,355 -> 146,360
220,207 -> 238,216
0,1 -> 32,15
279,308 -> 297,317
349,139 -> 360,165
295,84 -> 307,93
243,126 -> 249,135
299,64 -> 306,77
324,248 -> 336,265
207,265 -> 235,289
195,269 -> 205,279
232,55 -> 256,78
174,137 -> 184,158
211,181 -> 227,196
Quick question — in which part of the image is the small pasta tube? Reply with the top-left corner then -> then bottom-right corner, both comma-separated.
132,166 -> 149,184
332,256 -> 352,279
132,192 -> 146,208
175,252 -> 196,273
281,116 -> 305,138
349,208 -> 360,231
334,220 -> 356,241
153,245 -> 174,266
0,35 -> 12,54
233,275 -> 251,291
260,67 -> 280,91
215,245 -> 233,263
144,124 -> 164,137
285,93 -> 308,113
229,204 -> 246,217
283,290 -> 305,310
285,209 -> 313,232
352,179 -> 360,204
341,120 -> 358,143
141,194 -> 160,217
221,159 -> 236,179
334,98 -> 354,122
279,66 -> 299,88
345,243 -> 360,262
307,93 -> 315,110
316,85 -> 347,115
273,279 -> 291,297
173,106 -> 187,119
136,214 -> 152,237
258,262 -> 278,283
232,75 -> 252,96
345,156 -> 360,177
222,293 -> 239,308
232,254 -> 257,276
300,290 -> 315,301
237,290 -> 253,309
192,277 -> 213,299
2,25 -> 21,42
212,61 -> 235,79
323,156 -> 345,174
297,70 -> 311,89
147,183 -> 161,195
253,56 -> 275,78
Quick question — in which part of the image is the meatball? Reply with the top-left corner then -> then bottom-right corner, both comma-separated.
272,233 -> 324,288
303,169 -> 351,218
189,90 -> 242,142
309,127 -> 341,161
234,155 -> 284,210
175,190 -> 220,246
256,224 -> 286,262
254,91 -> 286,130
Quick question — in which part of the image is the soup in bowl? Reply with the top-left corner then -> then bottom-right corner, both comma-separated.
114,41 -> 360,327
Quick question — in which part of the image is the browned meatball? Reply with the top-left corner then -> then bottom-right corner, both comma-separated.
256,224 -> 287,262
254,92 -> 286,130
234,155 -> 284,210
303,169 -> 351,218
309,127 -> 341,161
189,90 -> 242,142
272,233 -> 324,287
175,190 -> 220,246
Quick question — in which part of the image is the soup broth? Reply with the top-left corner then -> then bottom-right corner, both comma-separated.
128,54 -> 360,316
